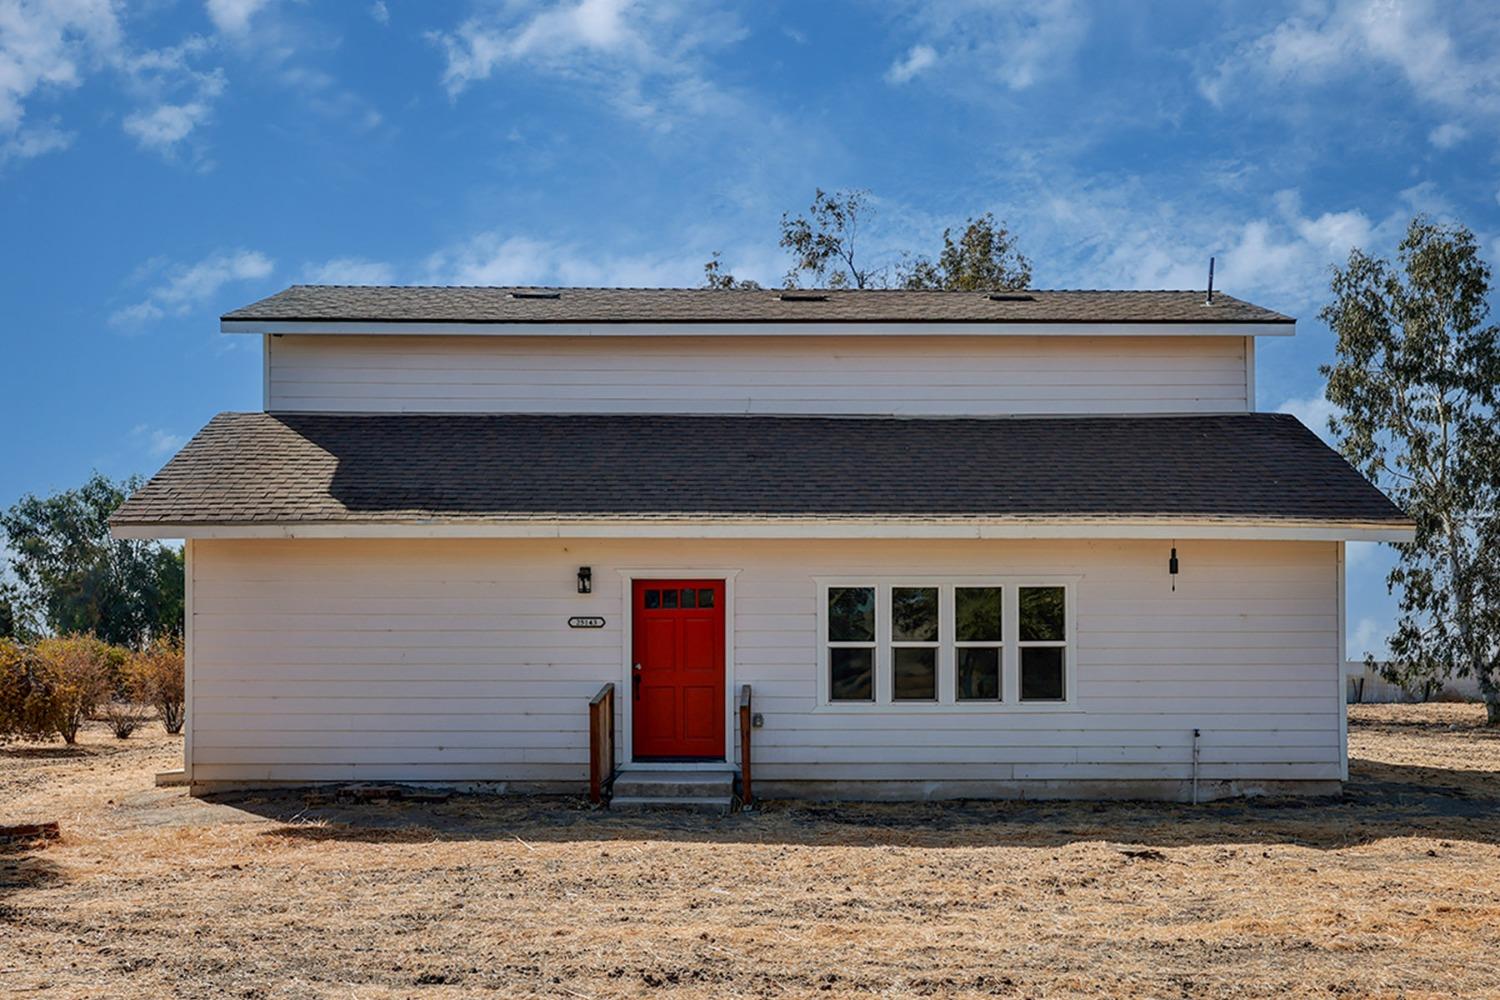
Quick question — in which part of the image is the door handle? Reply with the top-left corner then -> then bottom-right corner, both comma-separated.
632,662 -> 642,700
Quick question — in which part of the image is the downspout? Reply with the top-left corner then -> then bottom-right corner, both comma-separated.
1191,728 -> 1201,805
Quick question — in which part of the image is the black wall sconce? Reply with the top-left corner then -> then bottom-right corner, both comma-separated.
577,566 -> 592,594
1169,546 -> 1179,592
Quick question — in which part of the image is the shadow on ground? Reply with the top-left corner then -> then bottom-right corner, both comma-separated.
184,758 -> 1500,853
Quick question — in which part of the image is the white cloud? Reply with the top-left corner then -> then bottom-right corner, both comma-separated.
304,257 -> 395,285
1427,121 -> 1468,148
204,0 -> 272,37
0,118 -> 72,163
429,0 -> 747,127
1349,615 -> 1390,659
370,1 -> 389,26
131,424 -> 186,457
121,68 -> 225,153
1276,394 -> 1338,441
111,249 -> 274,329
423,232 -> 704,287
0,0 -> 123,154
885,44 -> 936,85
1201,1 -> 1500,129
882,0 -> 1089,93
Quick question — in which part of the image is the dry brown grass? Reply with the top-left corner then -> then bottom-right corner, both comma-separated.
4,707 -> 1500,999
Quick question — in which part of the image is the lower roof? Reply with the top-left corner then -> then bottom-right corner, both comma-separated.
110,412 -> 1410,541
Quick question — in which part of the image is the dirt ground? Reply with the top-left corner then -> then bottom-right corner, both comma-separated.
2,705 -> 1498,999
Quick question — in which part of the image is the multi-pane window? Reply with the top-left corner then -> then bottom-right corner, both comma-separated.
1018,586 -> 1067,702
821,581 -> 1071,707
891,587 -> 939,701
827,586 -> 876,702
955,587 -> 1002,701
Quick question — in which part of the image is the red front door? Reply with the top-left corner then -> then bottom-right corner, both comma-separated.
632,579 -> 726,760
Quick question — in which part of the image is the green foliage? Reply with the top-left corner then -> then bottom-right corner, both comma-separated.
711,189 -> 1031,293
1,472 -> 183,648
779,188 -> 880,289
899,213 -> 1032,291
1320,216 -> 1500,724
702,252 -> 761,290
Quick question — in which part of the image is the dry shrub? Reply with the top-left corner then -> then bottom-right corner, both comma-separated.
32,635 -> 113,744
0,638 -> 59,741
102,698 -> 150,739
126,637 -> 185,734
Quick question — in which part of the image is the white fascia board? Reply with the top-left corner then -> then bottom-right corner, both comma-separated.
112,518 -> 1412,543
221,319 -> 1296,338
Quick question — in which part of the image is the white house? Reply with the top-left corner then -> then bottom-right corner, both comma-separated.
111,286 -> 1412,805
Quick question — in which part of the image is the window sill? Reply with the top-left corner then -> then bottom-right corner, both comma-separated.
816,701 -> 1083,714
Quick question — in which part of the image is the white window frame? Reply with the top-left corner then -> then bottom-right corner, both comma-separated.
1016,584 -> 1070,704
814,576 -> 1079,712
953,584 -> 1005,704
890,584 -> 942,703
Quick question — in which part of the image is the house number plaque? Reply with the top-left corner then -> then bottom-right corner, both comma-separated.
568,616 -> 606,629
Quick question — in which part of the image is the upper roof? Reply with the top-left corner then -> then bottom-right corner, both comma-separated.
221,286 -> 1294,326
112,412 -> 1406,538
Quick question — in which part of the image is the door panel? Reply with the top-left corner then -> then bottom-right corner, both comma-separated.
632,580 -> 726,760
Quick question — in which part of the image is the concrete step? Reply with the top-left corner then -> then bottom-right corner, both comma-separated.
609,795 -> 734,814
609,769 -> 737,811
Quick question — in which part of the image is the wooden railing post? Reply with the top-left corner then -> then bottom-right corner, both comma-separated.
589,683 -> 615,805
738,683 -> 753,808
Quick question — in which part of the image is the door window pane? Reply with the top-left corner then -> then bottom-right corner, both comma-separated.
662,588 -> 678,609
1020,647 -> 1065,701
891,587 -> 939,641
644,589 -> 660,609
830,647 -> 874,701
955,587 -> 1002,642
828,587 -> 875,642
893,647 -> 937,700
681,587 -> 696,608
1019,587 -> 1066,641
957,647 -> 1000,700
698,588 -> 714,608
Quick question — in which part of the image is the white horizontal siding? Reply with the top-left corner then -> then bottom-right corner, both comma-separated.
266,334 -> 1249,416
188,537 -> 1339,788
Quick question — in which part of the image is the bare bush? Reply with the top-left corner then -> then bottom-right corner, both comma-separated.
127,636 -> 185,734
102,698 -> 150,739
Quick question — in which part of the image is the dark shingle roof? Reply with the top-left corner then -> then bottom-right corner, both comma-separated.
221,286 -> 1293,325
112,412 -> 1406,528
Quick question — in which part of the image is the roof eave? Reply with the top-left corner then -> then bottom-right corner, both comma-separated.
111,516 -> 1414,543
220,318 -> 1297,337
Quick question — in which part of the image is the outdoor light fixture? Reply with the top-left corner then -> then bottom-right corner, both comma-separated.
1169,546 -> 1180,592
577,566 -> 592,594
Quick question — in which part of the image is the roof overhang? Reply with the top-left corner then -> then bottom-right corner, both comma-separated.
220,320 -> 1297,338
112,517 -> 1413,543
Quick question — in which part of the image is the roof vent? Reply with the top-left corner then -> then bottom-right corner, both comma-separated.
509,290 -> 561,300
777,292 -> 829,302
987,293 -> 1035,302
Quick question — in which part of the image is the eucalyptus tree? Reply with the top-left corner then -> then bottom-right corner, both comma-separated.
1322,217 -> 1500,723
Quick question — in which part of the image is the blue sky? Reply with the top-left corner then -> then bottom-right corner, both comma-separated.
3,0 -> 1498,655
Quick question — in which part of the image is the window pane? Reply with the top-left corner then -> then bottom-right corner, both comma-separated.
957,647 -> 1000,701
828,587 -> 875,642
891,587 -> 939,642
830,647 -> 874,701
698,588 -> 714,608
662,588 -> 678,609
955,587 -> 1002,642
644,589 -> 660,609
893,647 -> 936,701
681,587 -> 697,608
1019,586 -> 1066,641
1020,647 -> 1065,701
